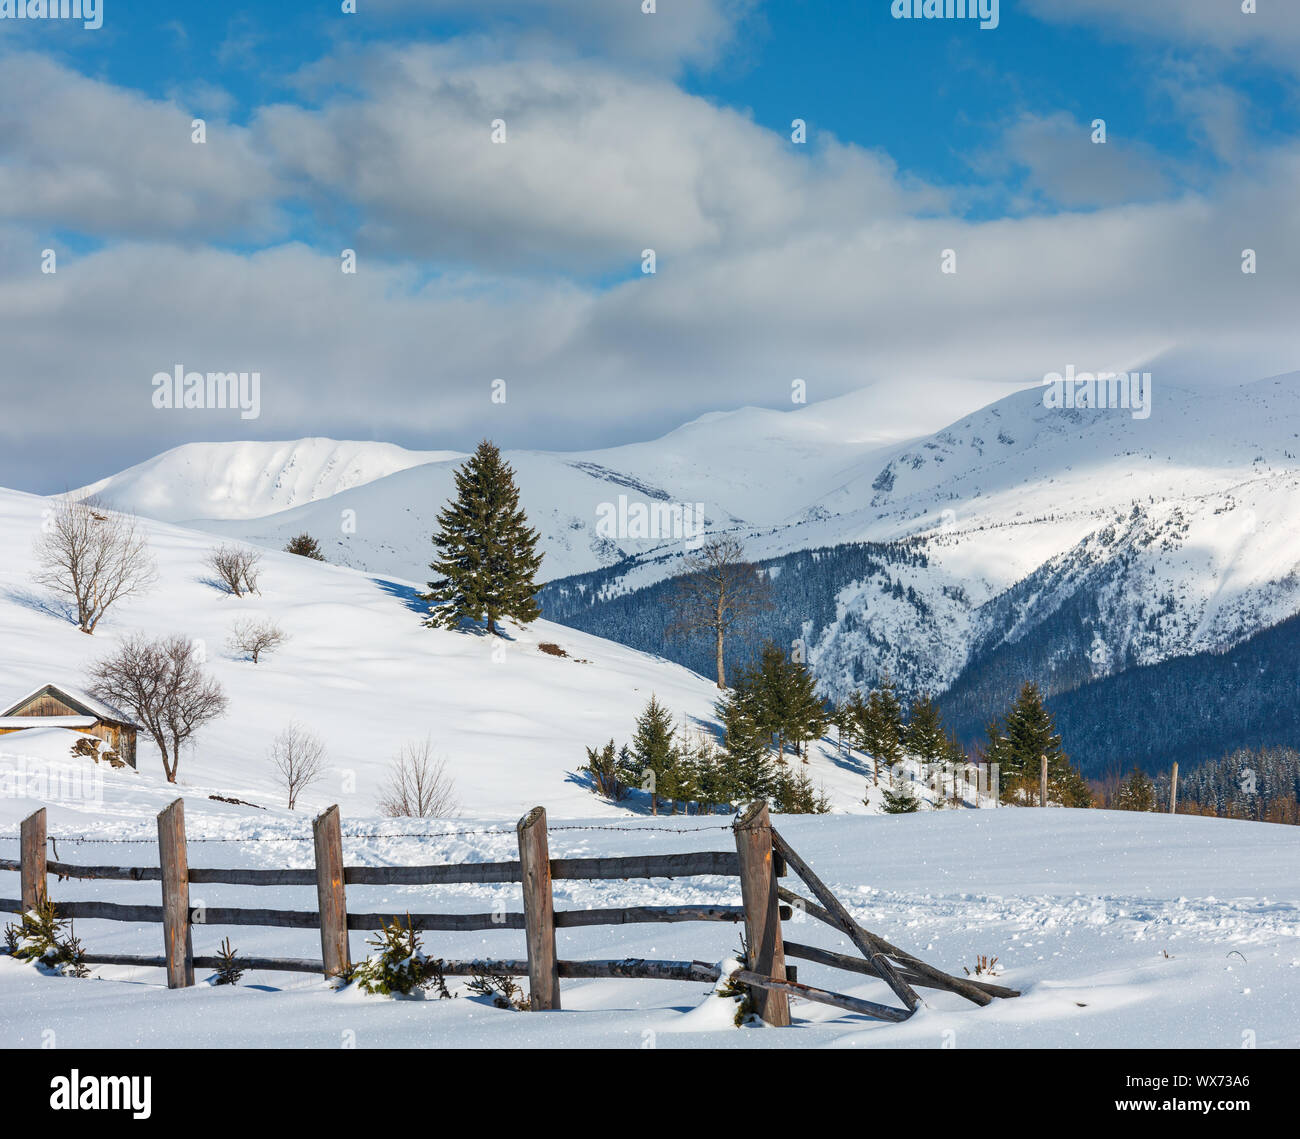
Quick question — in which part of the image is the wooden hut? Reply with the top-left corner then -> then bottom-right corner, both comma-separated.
0,683 -> 140,768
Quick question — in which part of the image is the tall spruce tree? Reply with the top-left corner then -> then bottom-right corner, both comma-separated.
992,682 -> 1091,807
422,441 -> 542,635
741,641 -> 828,763
904,693 -> 947,762
630,694 -> 678,815
785,651 -> 829,762
715,687 -> 775,802
857,676 -> 904,787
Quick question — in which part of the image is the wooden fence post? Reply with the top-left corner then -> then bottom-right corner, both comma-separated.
1170,762 -> 1179,815
157,798 -> 194,989
20,808 -> 46,913
517,806 -> 560,1010
1039,755 -> 1048,807
313,805 -> 350,979
733,801 -> 790,1026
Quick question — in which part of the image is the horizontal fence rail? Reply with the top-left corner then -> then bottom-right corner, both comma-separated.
0,850 -> 741,887
0,801 -> 1020,1024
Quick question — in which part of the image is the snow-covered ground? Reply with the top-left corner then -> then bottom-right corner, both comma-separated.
0,486 -> 737,819
1,792 -> 1296,1048
2,479 -> 1297,1049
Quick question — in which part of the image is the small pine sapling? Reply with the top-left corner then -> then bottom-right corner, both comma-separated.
880,772 -> 921,814
6,899 -> 87,975
350,915 -> 452,998
212,937 -> 245,986
715,933 -> 757,1027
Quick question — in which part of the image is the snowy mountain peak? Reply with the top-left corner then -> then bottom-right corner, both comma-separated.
72,438 -> 462,523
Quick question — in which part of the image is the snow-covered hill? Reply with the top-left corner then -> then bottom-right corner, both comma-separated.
0,487 -> 733,817
0,486 -> 910,816
73,438 -> 460,523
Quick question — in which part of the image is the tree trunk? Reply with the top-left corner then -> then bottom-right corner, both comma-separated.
715,624 -> 725,689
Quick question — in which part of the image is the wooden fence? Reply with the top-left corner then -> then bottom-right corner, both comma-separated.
0,799 -> 1018,1025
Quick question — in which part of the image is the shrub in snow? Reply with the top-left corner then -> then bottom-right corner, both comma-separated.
284,533 -> 326,561
350,915 -> 451,998
207,544 -> 262,597
466,972 -> 529,1010
714,957 -> 757,1028
879,772 -> 921,813
227,617 -> 289,664
268,722 -> 326,810
775,766 -> 832,814
963,954 -> 1001,978
580,739 -> 633,801
376,738 -> 459,818
4,899 -> 87,977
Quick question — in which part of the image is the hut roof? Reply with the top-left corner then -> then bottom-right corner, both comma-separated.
0,683 -> 141,729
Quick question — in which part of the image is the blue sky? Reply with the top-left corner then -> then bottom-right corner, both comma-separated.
1,0 -> 1298,490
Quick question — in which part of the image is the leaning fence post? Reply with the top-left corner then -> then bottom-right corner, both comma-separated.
1169,762 -> 1179,815
20,808 -> 46,913
733,801 -> 790,1026
157,798 -> 194,989
313,805 -> 350,979
1039,755 -> 1048,807
517,806 -> 560,1010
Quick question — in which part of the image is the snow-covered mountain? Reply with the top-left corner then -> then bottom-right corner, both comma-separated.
802,374 -> 1300,702
532,374 -> 1300,736
68,383 -> 988,583
73,438 -> 461,523
65,375 -> 1300,728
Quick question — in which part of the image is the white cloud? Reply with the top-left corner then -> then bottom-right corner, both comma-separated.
1021,0 -> 1300,62
0,33 -> 1297,491
0,54 -> 281,240
257,45 -> 937,273
979,111 -> 1177,209
3,138 -> 1298,489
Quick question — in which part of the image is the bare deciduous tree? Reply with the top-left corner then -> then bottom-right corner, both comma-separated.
377,738 -> 459,818
32,497 -> 158,634
668,536 -> 773,689
227,617 -> 289,663
269,722 -> 326,810
207,544 -> 262,598
88,633 -> 229,782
